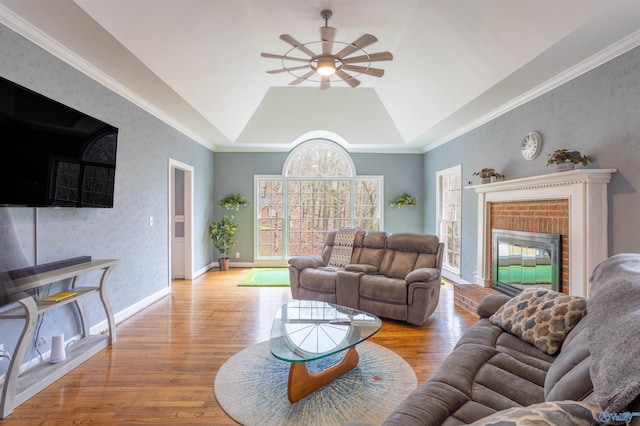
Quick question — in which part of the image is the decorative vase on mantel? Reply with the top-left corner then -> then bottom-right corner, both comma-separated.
556,162 -> 575,172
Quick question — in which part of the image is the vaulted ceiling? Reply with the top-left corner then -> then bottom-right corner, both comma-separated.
1,1 -> 639,153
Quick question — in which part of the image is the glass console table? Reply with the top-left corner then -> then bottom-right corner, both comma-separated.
270,300 -> 382,402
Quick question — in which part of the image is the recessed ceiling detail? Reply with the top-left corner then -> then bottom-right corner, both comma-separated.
2,1 -> 639,151
261,10 -> 393,90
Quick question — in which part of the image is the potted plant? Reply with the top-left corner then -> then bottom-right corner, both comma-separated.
209,214 -> 238,271
390,193 -> 418,209
217,193 -> 249,211
473,168 -> 504,184
546,149 -> 589,171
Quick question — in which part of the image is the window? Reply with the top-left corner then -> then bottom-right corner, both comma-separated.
256,140 -> 382,260
436,165 -> 462,275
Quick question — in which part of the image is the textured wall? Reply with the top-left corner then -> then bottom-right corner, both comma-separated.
0,24 -> 215,370
425,46 -> 640,283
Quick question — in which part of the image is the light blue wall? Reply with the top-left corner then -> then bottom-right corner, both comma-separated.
425,45 -> 640,283
0,24 -> 216,371
213,151 -> 424,262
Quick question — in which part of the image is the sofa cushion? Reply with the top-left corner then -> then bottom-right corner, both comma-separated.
467,400 -> 602,426
360,275 -> 407,304
379,233 -> 440,279
298,268 -> 337,293
357,231 -> 387,269
406,268 -> 440,284
544,319 -> 593,402
489,288 -> 587,355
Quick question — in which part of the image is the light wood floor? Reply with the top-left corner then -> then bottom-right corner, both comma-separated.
1,269 -> 478,425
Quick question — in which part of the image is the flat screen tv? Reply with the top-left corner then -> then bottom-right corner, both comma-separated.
0,76 -> 118,208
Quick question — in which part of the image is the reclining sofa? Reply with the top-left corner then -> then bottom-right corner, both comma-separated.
288,228 -> 444,326
375,253 -> 640,425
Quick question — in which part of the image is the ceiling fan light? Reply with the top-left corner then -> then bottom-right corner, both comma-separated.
316,59 -> 336,76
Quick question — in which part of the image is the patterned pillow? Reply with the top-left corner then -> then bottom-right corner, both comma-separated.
489,288 -> 587,355
468,401 -> 602,426
327,227 -> 357,268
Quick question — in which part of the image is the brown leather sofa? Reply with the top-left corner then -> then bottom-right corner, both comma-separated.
288,229 -> 444,326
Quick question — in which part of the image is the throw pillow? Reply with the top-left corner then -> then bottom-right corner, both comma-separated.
489,288 -> 587,355
327,227 -> 357,268
467,401 -> 602,426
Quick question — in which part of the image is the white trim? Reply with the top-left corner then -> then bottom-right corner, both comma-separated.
168,159 -> 195,284
2,286 -> 173,378
424,29 -> 640,153
90,287 -> 171,336
282,139 -> 356,177
0,5 -> 214,152
468,169 -> 617,297
436,165 -> 462,275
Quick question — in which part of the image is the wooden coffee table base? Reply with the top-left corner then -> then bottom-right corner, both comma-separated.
287,346 -> 359,403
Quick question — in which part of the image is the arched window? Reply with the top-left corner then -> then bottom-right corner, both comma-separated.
256,140 -> 382,260
284,140 -> 354,177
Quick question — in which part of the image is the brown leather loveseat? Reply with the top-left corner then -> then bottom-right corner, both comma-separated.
288,229 -> 444,326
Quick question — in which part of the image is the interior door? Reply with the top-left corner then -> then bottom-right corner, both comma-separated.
171,168 -> 186,279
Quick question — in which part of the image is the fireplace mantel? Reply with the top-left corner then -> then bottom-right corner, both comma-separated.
469,168 -> 617,297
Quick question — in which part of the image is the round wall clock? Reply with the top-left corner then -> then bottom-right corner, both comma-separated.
521,131 -> 542,160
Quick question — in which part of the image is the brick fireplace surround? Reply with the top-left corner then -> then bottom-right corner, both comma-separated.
455,169 -> 616,311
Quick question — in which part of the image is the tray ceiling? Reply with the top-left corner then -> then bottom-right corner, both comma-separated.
1,0 -> 639,152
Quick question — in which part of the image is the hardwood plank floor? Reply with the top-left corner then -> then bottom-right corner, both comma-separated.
1,269 -> 478,425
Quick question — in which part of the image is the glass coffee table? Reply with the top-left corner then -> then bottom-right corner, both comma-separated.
270,300 -> 382,402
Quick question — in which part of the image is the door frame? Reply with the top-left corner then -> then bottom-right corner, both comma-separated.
168,159 -> 194,283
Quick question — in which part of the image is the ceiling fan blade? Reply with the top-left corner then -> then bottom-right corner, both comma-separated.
342,52 -> 393,64
335,69 -> 360,88
289,70 -> 317,86
320,75 -> 331,90
335,34 -> 378,59
280,34 -> 317,57
261,52 -> 310,63
321,26 -> 336,55
342,65 -> 385,78
266,65 -> 310,74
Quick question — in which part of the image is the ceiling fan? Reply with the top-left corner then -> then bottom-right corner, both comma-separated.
261,10 -> 393,89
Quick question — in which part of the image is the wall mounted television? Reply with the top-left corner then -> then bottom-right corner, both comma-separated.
0,76 -> 118,208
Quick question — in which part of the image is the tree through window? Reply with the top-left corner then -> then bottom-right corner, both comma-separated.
256,140 -> 382,259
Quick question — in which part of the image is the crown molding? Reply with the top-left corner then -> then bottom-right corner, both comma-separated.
0,5 -> 215,151
423,29 -> 640,153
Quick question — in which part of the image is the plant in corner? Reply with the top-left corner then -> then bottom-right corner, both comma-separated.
390,193 -> 418,209
217,193 -> 249,211
209,214 -> 238,271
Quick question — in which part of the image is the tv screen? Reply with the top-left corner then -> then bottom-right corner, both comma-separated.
0,76 -> 118,208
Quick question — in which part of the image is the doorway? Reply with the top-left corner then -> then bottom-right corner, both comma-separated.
169,159 -> 194,281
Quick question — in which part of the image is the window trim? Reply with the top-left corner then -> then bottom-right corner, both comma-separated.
254,140 -> 383,261
436,165 -> 462,276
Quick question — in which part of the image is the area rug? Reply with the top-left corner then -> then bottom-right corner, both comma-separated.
237,268 -> 290,286
213,341 -> 417,425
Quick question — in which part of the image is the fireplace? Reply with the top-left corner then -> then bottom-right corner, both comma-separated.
492,229 -> 560,296
470,169 -> 616,297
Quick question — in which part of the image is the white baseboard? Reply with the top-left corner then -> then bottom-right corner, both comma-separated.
442,271 -> 472,285
0,287 -> 171,385
194,261 -> 288,278
90,287 -> 171,335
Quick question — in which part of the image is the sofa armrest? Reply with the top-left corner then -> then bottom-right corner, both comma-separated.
476,294 -> 512,318
345,263 -> 378,274
406,267 -> 440,284
288,255 -> 325,271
